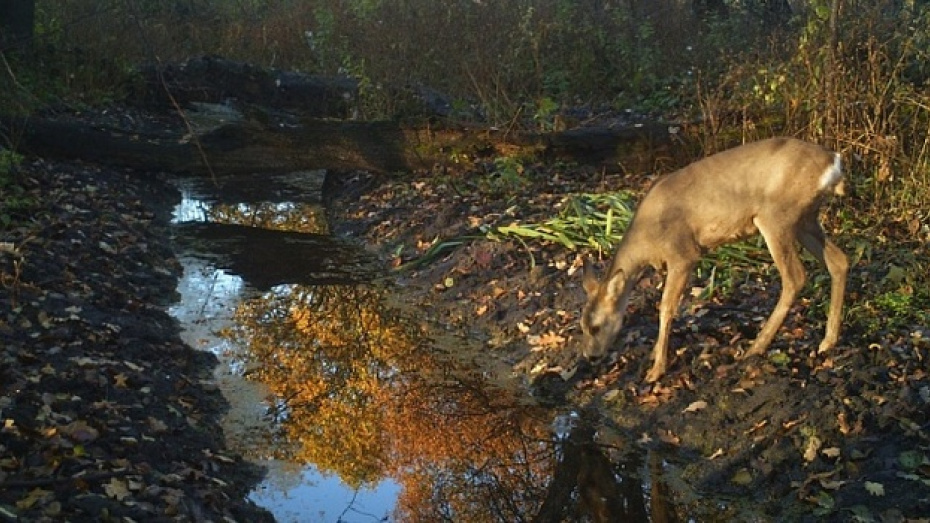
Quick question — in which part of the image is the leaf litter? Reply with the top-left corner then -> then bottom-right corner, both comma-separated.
0,160 -> 272,521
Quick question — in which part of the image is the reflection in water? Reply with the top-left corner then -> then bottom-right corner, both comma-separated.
225,282 -> 669,522
173,174 -> 329,234
170,173 -> 676,521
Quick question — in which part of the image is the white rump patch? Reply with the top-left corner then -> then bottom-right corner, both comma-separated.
819,153 -> 843,192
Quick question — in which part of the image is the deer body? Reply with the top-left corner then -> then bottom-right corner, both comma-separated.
581,138 -> 848,382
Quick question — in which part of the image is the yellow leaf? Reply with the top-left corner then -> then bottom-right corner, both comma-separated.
803,435 -> 822,462
113,373 -> 129,388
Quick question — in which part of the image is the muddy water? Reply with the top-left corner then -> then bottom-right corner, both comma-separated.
165,171 -> 672,522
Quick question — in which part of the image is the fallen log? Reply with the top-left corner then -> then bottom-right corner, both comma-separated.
9,108 -> 675,176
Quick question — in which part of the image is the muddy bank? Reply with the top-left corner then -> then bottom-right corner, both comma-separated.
328,164 -> 930,521
0,160 -> 273,521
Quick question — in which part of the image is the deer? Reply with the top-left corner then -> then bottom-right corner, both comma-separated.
580,137 -> 849,383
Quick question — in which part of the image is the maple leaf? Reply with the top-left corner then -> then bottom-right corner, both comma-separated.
103,477 -> 130,500
113,373 -> 129,387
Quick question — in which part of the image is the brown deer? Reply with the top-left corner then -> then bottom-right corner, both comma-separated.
580,137 -> 848,382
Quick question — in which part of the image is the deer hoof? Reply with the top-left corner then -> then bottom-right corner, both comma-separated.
643,368 -> 664,383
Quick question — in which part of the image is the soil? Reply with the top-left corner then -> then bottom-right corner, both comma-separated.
2,114 -> 929,521
326,162 -> 930,521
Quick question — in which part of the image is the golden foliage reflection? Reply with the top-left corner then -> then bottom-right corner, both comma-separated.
207,201 -> 329,234
224,283 -> 557,519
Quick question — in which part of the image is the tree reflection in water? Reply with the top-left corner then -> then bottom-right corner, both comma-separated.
223,282 -> 665,522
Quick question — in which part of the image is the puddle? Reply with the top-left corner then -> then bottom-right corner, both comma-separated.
166,171 -> 678,522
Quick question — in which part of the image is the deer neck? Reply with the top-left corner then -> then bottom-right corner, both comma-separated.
605,231 -> 649,290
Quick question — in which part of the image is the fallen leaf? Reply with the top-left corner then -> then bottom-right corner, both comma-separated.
819,478 -> 847,490
731,468 -> 753,485
60,420 -> 100,443
15,488 -> 51,510
148,417 -> 169,433
104,477 -> 130,500
528,331 -> 565,349
113,373 -> 129,388
803,435 -> 822,462
658,429 -> 680,446
682,400 -> 708,413
821,447 -> 841,459
898,450 -> 924,471
864,481 -> 885,496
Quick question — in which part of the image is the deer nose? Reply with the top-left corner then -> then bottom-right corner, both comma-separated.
581,340 -> 605,360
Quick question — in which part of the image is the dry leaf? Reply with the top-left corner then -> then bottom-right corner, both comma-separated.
603,389 -> 621,402
821,447 -> 841,459
658,430 -> 681,446
104,478 -> 130,500
113,373 -> 129,388
528,331 -> 566,350
819,479 -> 847,490
682,400 -> 708,413
15,488 -> 51,510
803,435 -> 822,462
147,417 -> 169,433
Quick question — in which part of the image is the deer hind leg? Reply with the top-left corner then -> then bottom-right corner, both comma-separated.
644,260 -> 695,383
797,221 -> 848,352
744,219 -> 807,358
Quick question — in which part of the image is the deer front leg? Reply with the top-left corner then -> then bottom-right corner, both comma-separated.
797,226 -> 848,352
818,238 -> 848,352
644,262 -> 694,382
744,222 -> 806,358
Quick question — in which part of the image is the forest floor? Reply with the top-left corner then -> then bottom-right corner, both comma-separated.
1,118 -> 928,521
0,160 -> 273,521
328,160 -> 930,522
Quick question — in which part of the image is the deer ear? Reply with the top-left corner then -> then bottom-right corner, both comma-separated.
582,258 -> 600,295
